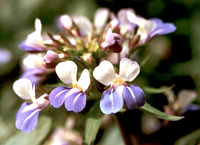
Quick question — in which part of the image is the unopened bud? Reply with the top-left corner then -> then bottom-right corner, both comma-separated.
43,50 -> 62,68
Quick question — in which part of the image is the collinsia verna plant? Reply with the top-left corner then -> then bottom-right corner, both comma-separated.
13,7 -> 183,144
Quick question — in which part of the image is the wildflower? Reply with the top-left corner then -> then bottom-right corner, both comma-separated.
58,14 -> 92,37
21,53 -> 53,85
13,78 -> 49,133
19,18 -> 47,52
163,89 -> 199,115
127,13 -> 176,43
110,8 -> 137,35
57,8 -> 110,37
49,61 -> 90,113
93,58 -> 145,114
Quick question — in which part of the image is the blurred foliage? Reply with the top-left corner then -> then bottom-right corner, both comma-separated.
0,0 -> 200,145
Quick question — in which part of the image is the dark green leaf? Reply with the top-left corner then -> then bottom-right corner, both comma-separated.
139,103 -> 184,121
142,85 -> 175,94
4,115 -> 52,145
83,102 -> 104,145
175,129 -> 200,145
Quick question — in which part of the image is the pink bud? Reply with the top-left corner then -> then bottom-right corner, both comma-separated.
43,50 -> 62,68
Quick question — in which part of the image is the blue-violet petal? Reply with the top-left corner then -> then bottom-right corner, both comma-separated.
100,85 -> 124,114
122,84 -> 145,109
64,88 -> 86,113
49,86 -> 70,108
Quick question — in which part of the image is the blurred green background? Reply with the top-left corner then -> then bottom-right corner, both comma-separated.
0,0 -> 200,145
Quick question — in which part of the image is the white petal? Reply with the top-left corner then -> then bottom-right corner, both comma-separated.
120,40 -> 129,59
22,53 -> 44,70
93,60 -> 117,86
78,69 -> 90,92
178,90 -> 197,108
60,15 -> 73,29
73,15 -> 93,36
55,61 -> 77,84
35,18 -> 42,34
119,58 -> 140,82
105,28 -> 114,43
162,87 -> 175,104
136,18 -> 156,35
13,78 -> 34,100
118,8 -> 136,25
94,8 -> 110,30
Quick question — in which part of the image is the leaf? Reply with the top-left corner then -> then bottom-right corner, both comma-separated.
99,124 -> 124,145
83,102 -> 104,145
175,129 -> 200,145
139,103 -> 184,121
140,53 -> 151,68
4,115 -> 52,145
142,85 -> 175,94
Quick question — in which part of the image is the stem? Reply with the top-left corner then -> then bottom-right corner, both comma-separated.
114,113 -> 134,145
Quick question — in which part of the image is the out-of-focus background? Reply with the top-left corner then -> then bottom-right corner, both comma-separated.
0,0 -> 200,145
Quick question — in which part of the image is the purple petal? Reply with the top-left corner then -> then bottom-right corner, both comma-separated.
100,86 -> 124,114
64,88 -> 86,113
122,84 -> 145,109
21,68 -> 47,86
21,109 -> 41,133
15,103 -> 42,133
19,40 -> 46,52
150,18 -> 176,38
49,86 -> 70,108
15,102 -> 30,123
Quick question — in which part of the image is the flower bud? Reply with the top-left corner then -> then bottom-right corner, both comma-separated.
43,50 -> 62,68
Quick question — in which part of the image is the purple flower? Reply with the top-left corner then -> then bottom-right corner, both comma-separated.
127,15 -> 176,42
164,89 -> 198,115
49,61 -> 90,113
93,58 -> 145,114
18,18 -> 47,52
13,78 -> 49,133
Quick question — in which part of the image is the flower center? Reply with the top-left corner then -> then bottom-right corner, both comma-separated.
113,78 -> 124,86
73,83 -> 82,91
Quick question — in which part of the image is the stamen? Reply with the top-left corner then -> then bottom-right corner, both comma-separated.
113,78 -> 124,86
73,83 -> 82,91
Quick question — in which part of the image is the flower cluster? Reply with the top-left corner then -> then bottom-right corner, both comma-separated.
13,8 -> 176,133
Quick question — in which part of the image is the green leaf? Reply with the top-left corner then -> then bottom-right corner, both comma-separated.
139,103 -> 184,121
142,85 -> 175,94
175,129 -> 200,145
4,115 -> 52,145
83,102 -> 104,145
140,53 -> 151,68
